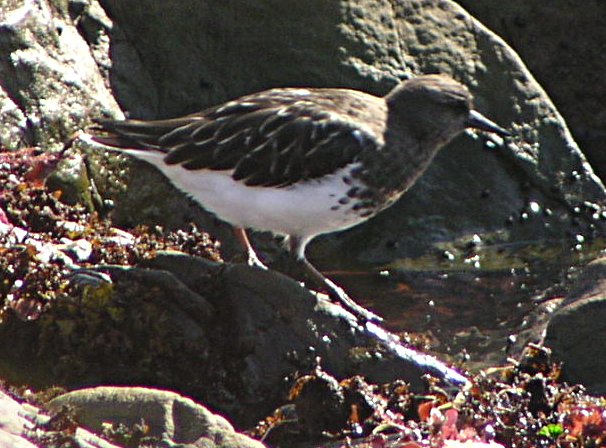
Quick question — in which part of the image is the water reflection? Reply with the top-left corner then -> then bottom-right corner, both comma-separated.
327,238 -> 603,370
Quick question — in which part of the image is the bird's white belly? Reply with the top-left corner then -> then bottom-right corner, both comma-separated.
127,150 -> 368,239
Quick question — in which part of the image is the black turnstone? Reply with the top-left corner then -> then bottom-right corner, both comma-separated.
89,74 -> 509,322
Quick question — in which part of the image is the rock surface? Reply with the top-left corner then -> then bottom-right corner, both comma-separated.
0,389 -> 122,448
48,386 -> 266,448
545,258 -> 606,395
0,244 -> 465,430
0,391 -> 37,448
456,0 -> 606,181
0,0 -> 120,151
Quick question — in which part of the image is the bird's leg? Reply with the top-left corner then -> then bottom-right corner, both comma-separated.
289,237 -> 382,323
233,227 -> 268,270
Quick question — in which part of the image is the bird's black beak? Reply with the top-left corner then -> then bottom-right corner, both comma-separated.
466,110 -> 510,137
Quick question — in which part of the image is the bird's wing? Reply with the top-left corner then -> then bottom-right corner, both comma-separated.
93,90 -> 380,187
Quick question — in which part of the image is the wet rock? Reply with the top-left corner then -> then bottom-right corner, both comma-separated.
48,386 -> 266,448
0,238 -> 465,431
545,257 -> 606,394
291,370 -> 348,435
141,252 -> 467,427
289,369 -> 377,437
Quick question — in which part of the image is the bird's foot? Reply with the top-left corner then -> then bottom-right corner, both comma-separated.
233,227 -> 268,270
246,249 -> 269,270
292,251 -> 383,323
323,278 -> 383,323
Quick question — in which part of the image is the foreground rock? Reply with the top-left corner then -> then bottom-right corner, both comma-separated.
0,248 -> 467,428
49,386 -> 266,448
0,389 -> 121,448
545,257 -> 606,395
3,383 -> 262,447
0,391 -> 37,448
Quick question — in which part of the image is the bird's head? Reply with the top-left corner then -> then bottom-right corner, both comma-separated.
385,74 -> 509,146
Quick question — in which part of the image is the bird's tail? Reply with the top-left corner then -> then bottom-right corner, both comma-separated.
90,116 -> 199,152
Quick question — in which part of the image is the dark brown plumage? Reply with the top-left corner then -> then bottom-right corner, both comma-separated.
91,74 -> 509,321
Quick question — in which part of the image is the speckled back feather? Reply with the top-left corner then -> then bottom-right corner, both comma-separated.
93,89 -> 383,188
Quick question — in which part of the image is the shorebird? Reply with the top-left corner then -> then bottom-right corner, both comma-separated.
90,74 -> 509,321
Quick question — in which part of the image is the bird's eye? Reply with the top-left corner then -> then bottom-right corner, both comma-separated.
446,97 -> 470,112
